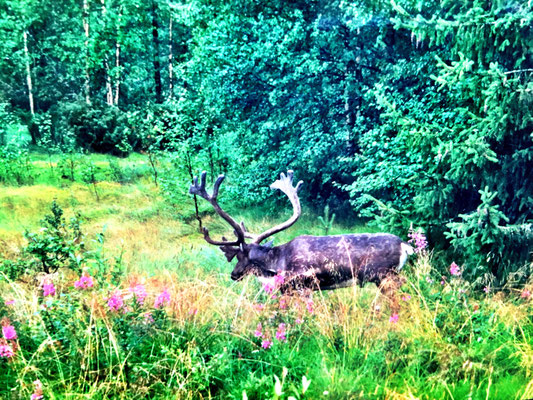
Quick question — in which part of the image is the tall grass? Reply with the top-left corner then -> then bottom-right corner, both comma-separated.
1,153 -> 532,399
1,253 -> 532,399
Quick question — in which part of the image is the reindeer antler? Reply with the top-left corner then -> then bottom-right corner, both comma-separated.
189,171 -> 245,246
254,170 -> 303,244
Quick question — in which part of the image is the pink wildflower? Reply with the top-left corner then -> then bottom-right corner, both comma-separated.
130,284 -> 147,305
521,289 -> 531,299
295,318 -> 303,324
0,343 -> 14,358
279,298 -> 287,310
254,323 -> 263,338
154,289 -> 171,308
2,325 -> 17,340
484,286 -> 490,293
30,379 -> 43,400
107,292 -> 124,311
74,274 -> 94,289
426,276 -> 434,284
42,282 -> 56,297
143,312 -> 154,324
261,339 -> 272,349
389,313 -> 399,324
306,299 -> 314,314
263,282 -> 275,295
274,273 -> 285,286
275,323 -> 287,341
188,308 -> 198,316
449,262 -> 461,276
254,303 -> 265,312
4,300 -> 15,306
401,294 -> 411,302
408,230 -> 428,253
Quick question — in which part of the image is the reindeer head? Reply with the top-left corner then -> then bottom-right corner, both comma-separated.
189,170 -> 303,281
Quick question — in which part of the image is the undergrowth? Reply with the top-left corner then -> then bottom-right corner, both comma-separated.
0,154 -> 532,399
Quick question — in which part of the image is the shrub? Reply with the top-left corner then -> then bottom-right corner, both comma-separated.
23,200 -> 85,275
54,101 -> 140,156
0,144 -> 34,185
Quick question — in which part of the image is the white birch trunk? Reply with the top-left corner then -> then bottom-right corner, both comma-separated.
23,31 -> 35,116
83,0 -> 91,104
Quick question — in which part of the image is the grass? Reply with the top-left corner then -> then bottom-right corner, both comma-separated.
1,152 -> 532,399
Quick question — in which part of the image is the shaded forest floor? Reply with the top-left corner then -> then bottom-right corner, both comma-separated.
1,153 -> 532,399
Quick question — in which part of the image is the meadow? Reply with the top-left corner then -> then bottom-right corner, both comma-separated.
0,153 -> 532,400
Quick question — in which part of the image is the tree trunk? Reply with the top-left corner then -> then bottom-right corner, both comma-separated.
104,59 -> 113,105
23,31 -> 35,116
168,16 -> 173,99
151,0 -> 162,103
83,0 -> 91,104
114,6 -> 122,105
101,0 -> 113,106
114,44 -> 120,105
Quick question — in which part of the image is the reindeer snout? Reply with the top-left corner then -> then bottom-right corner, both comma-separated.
230,272 -> 240,281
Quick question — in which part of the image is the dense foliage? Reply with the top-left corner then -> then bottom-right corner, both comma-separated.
1,197 -> 532,399
0,0 -> 531,280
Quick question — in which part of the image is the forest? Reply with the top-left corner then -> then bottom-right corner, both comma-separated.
0,0 -> 532,399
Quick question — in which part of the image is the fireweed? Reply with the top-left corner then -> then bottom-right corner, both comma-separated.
42,282 -> 56,297
154,289 -> 171,308
74,274 -> 94,289
408,229 -> 428,253
129,283 -> 147,305
251,279 -> 319,350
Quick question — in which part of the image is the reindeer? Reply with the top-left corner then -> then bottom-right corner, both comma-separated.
189,170 -> 413,294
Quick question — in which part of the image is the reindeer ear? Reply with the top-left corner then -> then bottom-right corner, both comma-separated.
220,245 -> 240,262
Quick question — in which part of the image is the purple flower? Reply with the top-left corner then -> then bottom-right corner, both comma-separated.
74,274 -> 94,289
129,284 -> 147,305
254,323 -> 263,338
274,273 -> 285,286
107,292 -> 124,311
484,286 -> 490,293
144,312 -> 154,324
154,289 -> 171,308
0,343 -> 14,358
401,295 -> 411,302
2,325 -> 17,340
306,299 -> 314,314
521,289 -> 531,299
449,262 -> 461,276
261,339 -> 272,349
408,230 -> 428,253
279,298 -> 287,310
263,282 -> 275,295
275,323 -> 287,341
31,379 -> 43,400
42,282 -> 56,297
389,313 -> 399,324
4,300 -> 15,306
